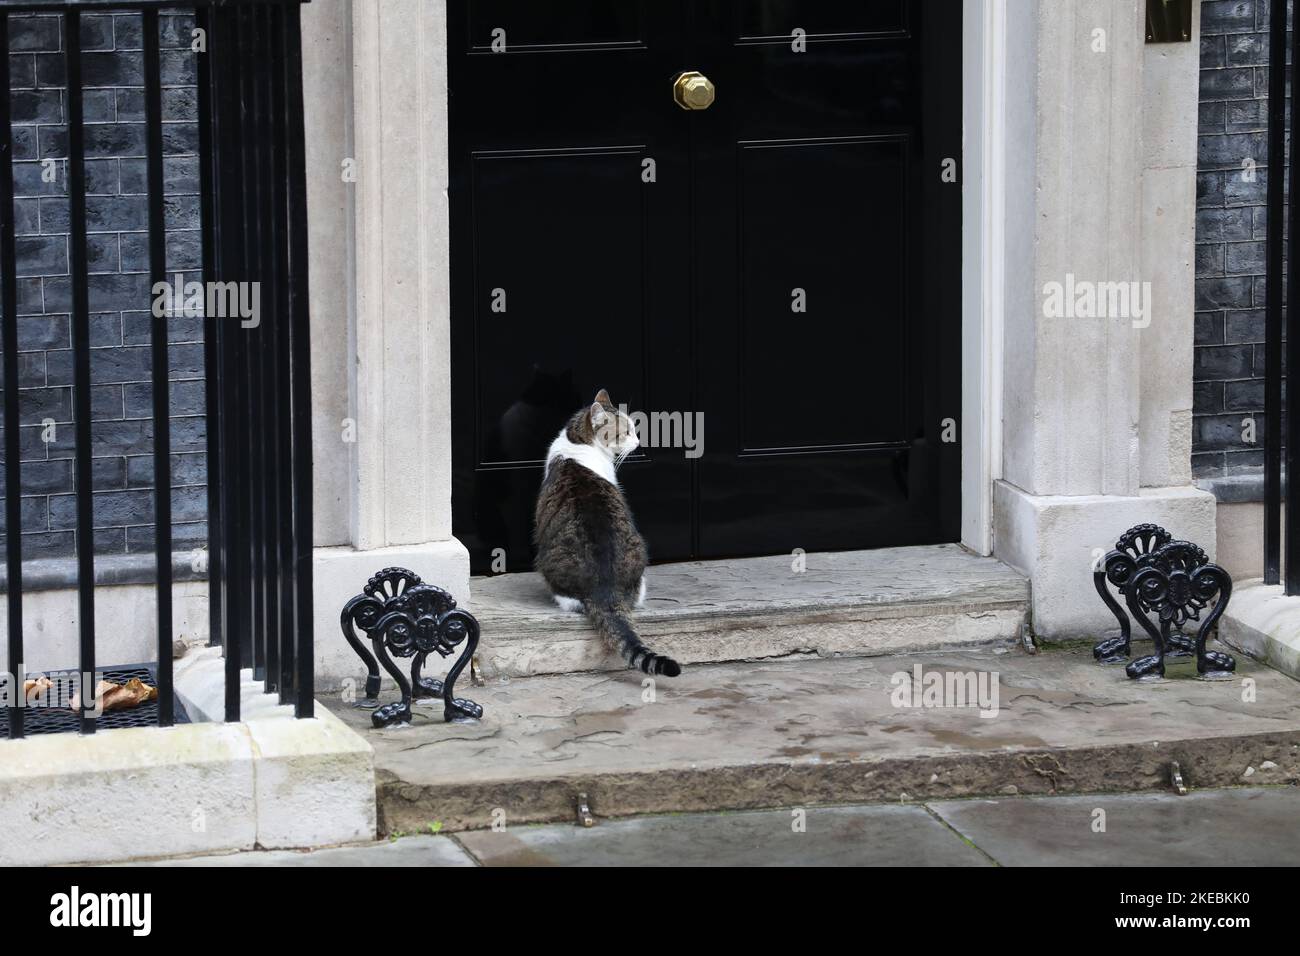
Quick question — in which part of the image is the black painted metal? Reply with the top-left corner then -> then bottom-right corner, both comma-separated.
1093,524 -> 1235,680
65,10 -> 97,735
1263,0 -> 1286,587
196,3 -> 223,650
1287,3 -> 1300,596
341,568 -> 482,727
282,0 -> 314,718
0,1 -> 314,735
448,0 -> 963,573
0,13 -> 22,739
143,8 -> 174,727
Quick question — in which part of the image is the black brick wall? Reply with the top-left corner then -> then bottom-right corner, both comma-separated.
0,11 -> 205,561
1195,0 -> 1288,479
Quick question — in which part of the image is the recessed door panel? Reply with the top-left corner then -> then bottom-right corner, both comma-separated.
467,1 -> 645,51
471,147 -> 648,468
736,136 -> 908,453
735,0 -> 908,42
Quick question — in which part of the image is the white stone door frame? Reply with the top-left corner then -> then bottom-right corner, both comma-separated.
960,0 -> 1006,556
305,0 -> 1009,682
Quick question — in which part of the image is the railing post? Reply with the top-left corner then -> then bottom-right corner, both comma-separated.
64,10 -> 98,734
0,11 -> 24,740
1264,0 -> 1287,587
1286,0 -> 1300,595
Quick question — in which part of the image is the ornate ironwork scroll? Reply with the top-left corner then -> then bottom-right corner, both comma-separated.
340,567 -> 483,727
1093,526 -> 1235,680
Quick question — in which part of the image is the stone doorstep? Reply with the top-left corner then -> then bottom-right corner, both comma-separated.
327,645 -> 1300,836
471,544 -> 1030,678
1220,579 -> 1300,682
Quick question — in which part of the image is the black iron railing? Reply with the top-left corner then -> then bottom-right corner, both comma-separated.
0,0 -> 313,738
1265,0 -> 1297,591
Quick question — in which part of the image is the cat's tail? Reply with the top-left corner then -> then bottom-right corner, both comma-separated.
584,601 -> 682,677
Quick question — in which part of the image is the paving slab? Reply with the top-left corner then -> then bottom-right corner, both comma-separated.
929,786 -> 1300,866
325,644 -> 1300,834
129,835 -> 475,867
470,544 -> 1028,677
455,804 -> 991,867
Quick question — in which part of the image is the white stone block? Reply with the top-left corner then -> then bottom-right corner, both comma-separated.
994,480 -> 1217,639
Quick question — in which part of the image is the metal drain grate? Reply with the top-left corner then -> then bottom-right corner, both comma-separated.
0,664 -> 189,738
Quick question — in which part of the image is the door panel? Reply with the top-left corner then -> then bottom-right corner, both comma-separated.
449,0 -> 960,572
736,136 -> 909,452
692,0 -> 960,559
449,1 -> 691,574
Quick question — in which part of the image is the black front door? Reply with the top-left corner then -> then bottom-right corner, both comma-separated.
449,1 -> 961,574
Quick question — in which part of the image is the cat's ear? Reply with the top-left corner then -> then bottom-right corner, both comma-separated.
590,402 -> 610,427
594,388 -> 611,406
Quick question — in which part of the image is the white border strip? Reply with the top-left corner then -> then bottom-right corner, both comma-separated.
961,0 -> 1006,555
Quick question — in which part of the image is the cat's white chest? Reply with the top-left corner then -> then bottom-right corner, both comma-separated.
546,433 -> 618,486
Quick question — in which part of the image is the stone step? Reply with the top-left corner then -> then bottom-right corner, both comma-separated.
470,544 -> 1030,678
326,644 -> 1300,835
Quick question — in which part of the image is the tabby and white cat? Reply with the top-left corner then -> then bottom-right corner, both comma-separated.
533,389 -> 682,677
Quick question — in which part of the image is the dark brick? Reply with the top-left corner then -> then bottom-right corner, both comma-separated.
1200,131 -> 1269,169
1225,377 -> 1266,410
0,496 -> 47,534
50,489 -> 154,531
18,385 -> 71,425
1192,450 -> 1226,478
14,198 -> 40,235
9,54 -> 36,91
1195,344 -> 1255,380
127,452 -> 206,488
1197,171 -> 1226,208
93,456 -> 126,491
1226,239 -> 1266,274
90,313 -> 122,348
10,89 -> 61,124
8,16 -> 60,53
92,383 -> 124,421
16,314 -> 69,350
1194,380 -> 1223,414
1202,34 -> 1227,69
15,234 -> 66,276
1227,33 -> 1269,67
1200,101 -> 1226,135
1204,0 -> 1257,34
1225,308 -> 1267,343
12,460 -> 71,496
10,126 -> 37,162
127,520 -> 207,554
1200,67 -> 1255,102
1196,244 -> 1226,278
124,309 -> 202,345
1196,276 -> 1253,310
83,89 -> 116,125
113,14 -> 143,51
1195,412 -> 1266,451
87,234 -> 120,274
84,158 -> 120,196
79,14 -> 116,52
1196,310 -> 1225,345
1196,207 -> 1253,240
1225,98 -> 1267,133
123,380 -> 206,419
0,531 -> 75,559
1224,167 -> 1268,205
46,345 -> 150,386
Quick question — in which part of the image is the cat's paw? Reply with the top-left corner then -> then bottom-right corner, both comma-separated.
553,594 -> 583,613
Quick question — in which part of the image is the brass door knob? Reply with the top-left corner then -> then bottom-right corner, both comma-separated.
673,71 -> 715,110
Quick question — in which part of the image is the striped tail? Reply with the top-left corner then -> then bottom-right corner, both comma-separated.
584,602 -> 682,677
